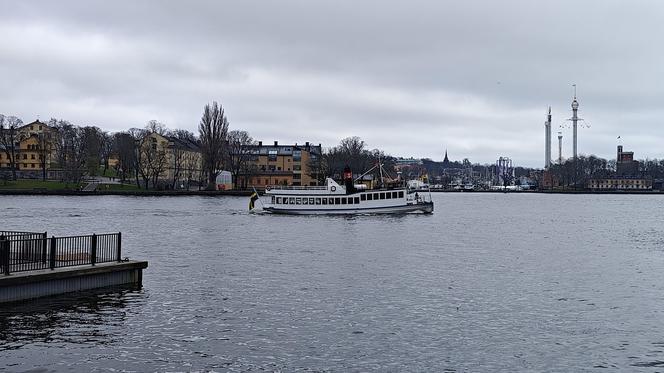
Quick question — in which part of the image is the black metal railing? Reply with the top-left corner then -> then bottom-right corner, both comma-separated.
0,232 -> 122,275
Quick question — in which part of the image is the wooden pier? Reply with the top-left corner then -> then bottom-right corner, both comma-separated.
0,231 -> 147,303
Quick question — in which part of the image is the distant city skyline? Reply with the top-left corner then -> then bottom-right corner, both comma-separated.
2,1 -> 664,167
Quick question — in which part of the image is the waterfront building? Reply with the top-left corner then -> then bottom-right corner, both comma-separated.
588,177 -> 652,190
237,141 -> 322,188
588,145 -> 650,191
0,119 -> 56,175
138,132 -> 203,189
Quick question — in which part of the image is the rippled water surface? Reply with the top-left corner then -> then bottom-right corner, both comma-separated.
2,193 -> 664,371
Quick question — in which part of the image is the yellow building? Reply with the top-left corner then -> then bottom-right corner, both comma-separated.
138,132 -> 203,188
238,141 -> 322,189
0,120 -> 55,173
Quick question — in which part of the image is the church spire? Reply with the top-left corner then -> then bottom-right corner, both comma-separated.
443,149 -> 449,163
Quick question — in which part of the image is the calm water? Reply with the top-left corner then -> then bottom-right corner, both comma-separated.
2,193 -> 664,371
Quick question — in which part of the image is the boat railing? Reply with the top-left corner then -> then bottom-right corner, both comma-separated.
267,185 -> 327,191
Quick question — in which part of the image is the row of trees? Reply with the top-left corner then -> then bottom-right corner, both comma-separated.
1,102 -> 259,190
3,103 -> 402,190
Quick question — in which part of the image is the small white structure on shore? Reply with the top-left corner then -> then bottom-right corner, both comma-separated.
216,171 -> 232,190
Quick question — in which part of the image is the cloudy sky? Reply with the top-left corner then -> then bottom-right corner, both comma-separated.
1,1 -> 663,167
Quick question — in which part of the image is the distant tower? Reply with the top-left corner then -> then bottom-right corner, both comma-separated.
558,132 -> 563,164
544,106 -> 552,169
567,84 -> 584,160
443,149 -> 449,163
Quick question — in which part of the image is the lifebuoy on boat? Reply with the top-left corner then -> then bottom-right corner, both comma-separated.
331,186 -> 336,192
265,185 -> 271,191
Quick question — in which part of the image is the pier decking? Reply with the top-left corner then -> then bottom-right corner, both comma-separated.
0,231 -> 147,303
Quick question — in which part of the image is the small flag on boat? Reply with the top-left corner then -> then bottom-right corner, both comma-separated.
249,191 -> 259,210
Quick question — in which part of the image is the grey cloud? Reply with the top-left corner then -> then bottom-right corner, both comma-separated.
1,0 -> 664,167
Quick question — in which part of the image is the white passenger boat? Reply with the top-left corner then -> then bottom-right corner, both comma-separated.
261,173 -> 434,215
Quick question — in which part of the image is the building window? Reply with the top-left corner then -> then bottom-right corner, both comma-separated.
293,150 -> 301,162
293,165 -> 301,171
31,163 -> 35,168
31,154 -> 35,159
268,150 -> 277,161
23,154 -> 27,160
265,179 -> 269,185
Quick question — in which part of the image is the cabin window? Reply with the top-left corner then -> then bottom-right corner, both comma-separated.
289,197 -> 295,204
354,197 -> 360,204
276,197 -> 282,204
302,198 -> 308,205
309,198 -> 314,204
347,197 -> 353,205
361,194 -> 366,201
296,198 -> 302,204
315,198 -> 321,205
328,198 -> 334,205
322,198 -> 328,205
367,194 -> 373,201
386,192 -> 391,199
392,192 -> 398,198
341,197 -> 347,204
271,196 -> 276,203
335,197 -> 341,204
284,198 -> 289,205
398,191 -> 404,198
380,192 -> 386,200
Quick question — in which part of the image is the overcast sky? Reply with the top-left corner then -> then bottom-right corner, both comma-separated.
1,1 -> 663,167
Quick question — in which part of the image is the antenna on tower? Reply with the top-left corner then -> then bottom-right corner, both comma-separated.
573,83 -> 577,99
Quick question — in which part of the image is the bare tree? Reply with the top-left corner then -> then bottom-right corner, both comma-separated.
0,115 -> 23,180
126,128 -> 147,187
226,130 -> 255,189
51,120 -> 87,183
198,101 -> 229,189
81,126 -> 104,177
100,131 -> 113,175
113,132 -> 136,183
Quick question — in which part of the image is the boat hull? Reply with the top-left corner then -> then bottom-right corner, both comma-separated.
263,201 -> 433,215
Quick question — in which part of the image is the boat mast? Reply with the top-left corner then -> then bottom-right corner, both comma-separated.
378,155 -> 384,186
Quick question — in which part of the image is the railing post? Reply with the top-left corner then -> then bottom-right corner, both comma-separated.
49,236 -> 56,270
41,232 -> 48,264
91,233 -> 97,266
1,235 -> 9,276
116,232 -> 122,262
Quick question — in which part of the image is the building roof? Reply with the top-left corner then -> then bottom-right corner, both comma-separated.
167,136 -> 201,152
242,141 -> 322,156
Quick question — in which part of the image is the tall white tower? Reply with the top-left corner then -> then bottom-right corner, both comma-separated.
544,106 -> 552,168
567,84 -> 584,160
558,132 -> 563,164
